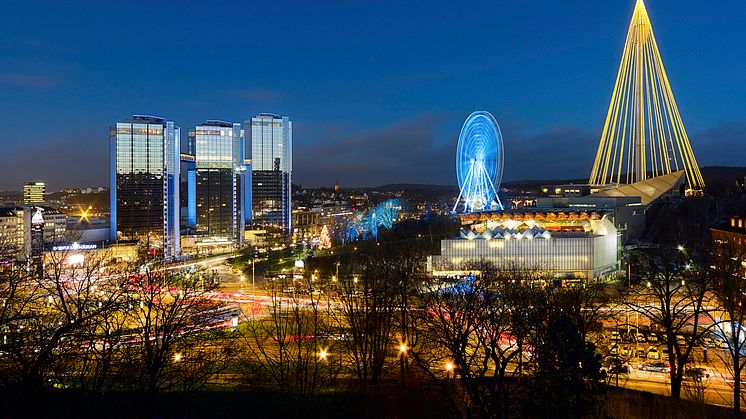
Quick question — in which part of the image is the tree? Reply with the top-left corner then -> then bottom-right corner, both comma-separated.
336,248 -> 397,392
710,245 -> 746,414
526,287 -> 604,419
416,269 -> 523,419
318,225 -> 332,250
241,276 -> 337,409
0,249 -> 126,388
624,248 -> 712,401
120,264 -> 230,397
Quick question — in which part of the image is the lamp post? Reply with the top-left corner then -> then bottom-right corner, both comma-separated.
399,343 -> 407,384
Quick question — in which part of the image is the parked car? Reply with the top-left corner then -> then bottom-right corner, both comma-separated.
647,346 -> 660,360
635,332 -> 646,343
620,346 -> 631,357
601,357 -> 630,375
719,339 -> 730,349
702,337 -> 714,348
646,333 -> 659,343
610,330 -> 621,341
676,335 -> 687,345
685,367 -> 712,381
639,362 -> 670,373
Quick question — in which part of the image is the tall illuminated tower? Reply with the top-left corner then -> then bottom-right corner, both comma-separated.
109,115 -> 180,259
188,120 -> 246,243
246,113 -> 292,234
589,0 -> 704,191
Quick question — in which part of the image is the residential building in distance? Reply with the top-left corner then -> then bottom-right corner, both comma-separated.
109,115 -> 180,259
712,215 -> 746,276
23,182 -> 45,204
247,113 -> 292,234
188,120 -> 247,244
0,206 -> 67,259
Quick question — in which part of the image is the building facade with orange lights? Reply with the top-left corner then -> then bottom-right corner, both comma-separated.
428,211 -> 619,280
711,216 -> 746,276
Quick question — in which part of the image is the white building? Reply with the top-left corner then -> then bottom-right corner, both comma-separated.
428,211 -> 619,280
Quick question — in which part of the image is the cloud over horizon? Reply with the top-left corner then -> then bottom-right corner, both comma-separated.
0,115 -> 742,192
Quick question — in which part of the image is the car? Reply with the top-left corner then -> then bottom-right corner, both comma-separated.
601,357 -> 630,375
609,343 -> 619,356
635,332 -> 646,343
610,330 -> 621,341
719,339 -> 730,349
685,367 -> 712,381
620,346 -> 631,357
639,362 -> 671,373
676,335 -> 687,345
647,346 -> 660,360
646,333 -> 659,343
702,337 -> 714,348
282,287 -> 296,294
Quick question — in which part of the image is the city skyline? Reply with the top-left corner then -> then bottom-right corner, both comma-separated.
0,1 -> 745,190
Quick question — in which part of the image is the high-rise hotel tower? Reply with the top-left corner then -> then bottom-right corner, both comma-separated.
187,120 -> 247,243
110,115 -> 180,259
246,113 -> 292,234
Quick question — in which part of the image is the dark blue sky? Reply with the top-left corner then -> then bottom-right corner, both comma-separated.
1,0 -> 744,190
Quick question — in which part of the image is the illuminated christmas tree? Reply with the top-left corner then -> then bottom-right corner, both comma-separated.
318,225 -> 332,249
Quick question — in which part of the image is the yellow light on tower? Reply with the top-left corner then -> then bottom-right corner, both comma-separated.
589,0 -> 704,191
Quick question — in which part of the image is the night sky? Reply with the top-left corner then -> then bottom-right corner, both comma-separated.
0,0 -> 744,190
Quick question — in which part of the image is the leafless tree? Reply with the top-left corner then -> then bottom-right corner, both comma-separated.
241,275 -> 337,402
624,248 -> 713,401
0,249 -> 127,388
413,264 -> 543,419
336,251 -> 397,392
709,245 -> 746,414
119,263 -> 230,395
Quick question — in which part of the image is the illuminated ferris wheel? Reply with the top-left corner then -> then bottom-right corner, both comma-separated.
453,111 -> 504,213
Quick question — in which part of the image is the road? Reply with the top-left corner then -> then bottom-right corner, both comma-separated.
611,365 -> 737,408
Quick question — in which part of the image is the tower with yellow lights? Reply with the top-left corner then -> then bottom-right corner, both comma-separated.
589,0 -> 704,191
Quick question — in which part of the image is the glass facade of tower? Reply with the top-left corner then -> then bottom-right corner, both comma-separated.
189,121 -> 245,242
247,113 -> 292,233
109,115 -> 180,259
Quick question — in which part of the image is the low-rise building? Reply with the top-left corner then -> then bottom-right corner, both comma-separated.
428,210 -> 619,280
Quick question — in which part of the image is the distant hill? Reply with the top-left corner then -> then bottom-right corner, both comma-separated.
371,184 -> 458,193
364,166 -> 746,196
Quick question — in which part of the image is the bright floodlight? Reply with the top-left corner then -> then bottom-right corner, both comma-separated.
453,111 -> 504,213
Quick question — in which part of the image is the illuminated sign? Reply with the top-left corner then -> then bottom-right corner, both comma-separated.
52,242 -> 98,251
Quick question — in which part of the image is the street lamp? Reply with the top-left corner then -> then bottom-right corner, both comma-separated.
399,343 -> 407,383
174,353 -> 182,363
677,245 -> 684,252
319,349 -> 328,361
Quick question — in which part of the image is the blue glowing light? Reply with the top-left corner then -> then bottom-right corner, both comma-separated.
344,199 -> 409,241
453,111 -> 504,213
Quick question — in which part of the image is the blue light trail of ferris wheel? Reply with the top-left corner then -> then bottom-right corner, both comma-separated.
452,111 -> 504,213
